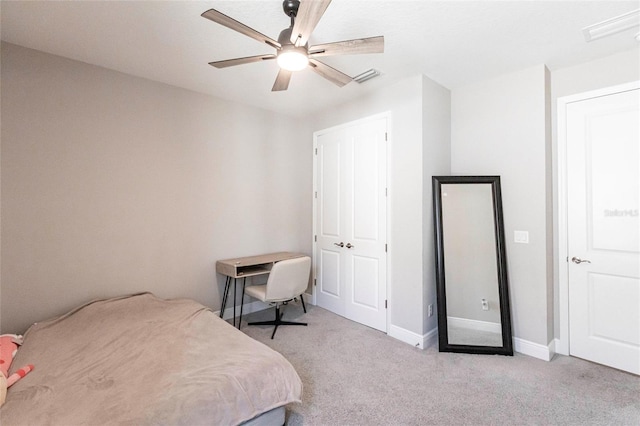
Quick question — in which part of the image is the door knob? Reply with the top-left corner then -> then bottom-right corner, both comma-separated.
571,256 -> 591,264
334,242 -> 344,248
346,243 -> 355,249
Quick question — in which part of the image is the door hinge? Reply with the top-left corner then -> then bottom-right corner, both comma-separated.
385,243 -> 387,252
314,278 -> 317,286
314,235 -> 317,242
385,132 -> 388,141
385,187 -> 388,197
385,299 -> 388,309
315,191 -> 317,199
315,148 -> 318,155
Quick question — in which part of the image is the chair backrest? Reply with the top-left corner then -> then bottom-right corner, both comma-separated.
265,256 -> 311,302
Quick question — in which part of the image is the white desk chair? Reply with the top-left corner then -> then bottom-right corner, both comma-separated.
243,256 -> 310,339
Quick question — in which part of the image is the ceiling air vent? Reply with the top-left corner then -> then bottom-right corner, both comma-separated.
582,9 -> 640,42
354,69 -> 380,84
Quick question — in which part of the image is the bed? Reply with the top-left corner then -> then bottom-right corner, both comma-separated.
0,292 -> 302,425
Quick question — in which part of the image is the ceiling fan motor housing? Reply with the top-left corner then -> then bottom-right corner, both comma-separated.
278,26 -> 306,48
277,26 -> 309,71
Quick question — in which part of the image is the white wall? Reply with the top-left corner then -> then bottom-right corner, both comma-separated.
550,48 -> 640,339
0,43 -> 312,333
306,75 -> 450,340
307,75 -> 423,337
422,76 -> 451,333
0,42 -> 3,333
451,65 -> 552,346
5,37 -> 632,347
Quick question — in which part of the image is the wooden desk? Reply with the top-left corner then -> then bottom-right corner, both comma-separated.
216,252 -> 306,328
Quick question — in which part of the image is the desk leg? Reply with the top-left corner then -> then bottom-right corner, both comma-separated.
232,278 -> 237,327
220,276 -> 231,318
238,277 -> 247,330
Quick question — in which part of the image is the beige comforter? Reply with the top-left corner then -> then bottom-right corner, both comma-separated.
0,293 -> 302,425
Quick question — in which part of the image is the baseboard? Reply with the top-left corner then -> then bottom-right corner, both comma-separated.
424,327 -> 438,349
448,316 -> 501,334
303,292 -> 313,305
389,324 -> 438,350
214,293 -> 313,321
214,300 -> 270,321
548,339 -> 557,360
513,337 -> 555,361
554,337 -> 568,355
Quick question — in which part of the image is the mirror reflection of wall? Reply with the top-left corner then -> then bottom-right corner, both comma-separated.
441,183 -> 502,347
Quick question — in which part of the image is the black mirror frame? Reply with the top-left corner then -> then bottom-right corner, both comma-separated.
432,175 -> 513,356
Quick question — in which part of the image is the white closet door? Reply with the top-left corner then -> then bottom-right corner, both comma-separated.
316,127 -> 346,316
315,115 -> 387,332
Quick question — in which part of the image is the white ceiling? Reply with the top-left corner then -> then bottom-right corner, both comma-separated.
2,1 -> 639,117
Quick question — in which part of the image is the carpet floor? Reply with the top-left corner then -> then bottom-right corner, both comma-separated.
239,303 -> 640,426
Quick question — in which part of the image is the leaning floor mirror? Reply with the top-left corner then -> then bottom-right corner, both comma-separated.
432,176 -> 513,355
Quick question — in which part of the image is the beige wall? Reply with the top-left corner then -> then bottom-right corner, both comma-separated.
306,74 -> 450,339
0,43 -> 312,333
451,65 -> 552,346
306,76 -> 425,337
0,42 -> 2,333
450,50 -> 639,348
421,75 -> 451,333
3,38 -> 634,346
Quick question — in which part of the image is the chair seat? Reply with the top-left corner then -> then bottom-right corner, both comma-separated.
245,284 -> 299,304
244,284 -> 267,302
241,256 -> 311,339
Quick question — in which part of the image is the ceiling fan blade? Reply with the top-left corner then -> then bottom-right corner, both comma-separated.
209,54 -> 276,69
272,69 -> 293,91
202,9 -> 281,49
290,0 -> 332,46
309,36 -> 384,57
308,59 -> 352,87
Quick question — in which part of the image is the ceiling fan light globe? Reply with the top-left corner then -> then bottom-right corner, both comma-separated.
277,49 -> 309,71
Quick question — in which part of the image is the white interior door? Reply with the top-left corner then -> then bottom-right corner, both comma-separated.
314,115 -> 387,332
566,87 -> 640,375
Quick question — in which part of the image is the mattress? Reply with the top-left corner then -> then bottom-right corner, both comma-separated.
0,293 -> 302,425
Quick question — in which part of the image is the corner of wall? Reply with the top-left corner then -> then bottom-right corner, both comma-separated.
421,74 -> 452,335
544,65 -> 555,344
0,42 -> 3,333
450,64 -> 552,347
514,336 -> 556,361
389,323 -> 438,350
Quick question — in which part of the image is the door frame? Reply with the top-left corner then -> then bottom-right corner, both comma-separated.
311,111 -> 391,333
556,80 -> 639,355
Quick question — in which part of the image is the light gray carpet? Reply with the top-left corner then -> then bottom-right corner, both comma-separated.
239,303 -> 640,425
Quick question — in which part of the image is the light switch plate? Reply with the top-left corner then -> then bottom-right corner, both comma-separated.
514,230 -> 529,244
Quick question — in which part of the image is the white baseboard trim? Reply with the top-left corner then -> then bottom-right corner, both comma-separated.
513,337 -> 556,361
389,324 -> 424,349
388,324 -> 438,350
214,293 -> 313,321
214,300 -> 270,321
448,316 -> 501,334
554,338 -> 568,355
424,327 -> 439,349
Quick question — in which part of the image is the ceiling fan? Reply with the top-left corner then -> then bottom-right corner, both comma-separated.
201,0 -> 384,91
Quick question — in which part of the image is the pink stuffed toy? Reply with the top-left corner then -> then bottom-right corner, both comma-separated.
0,334 -> 34,406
